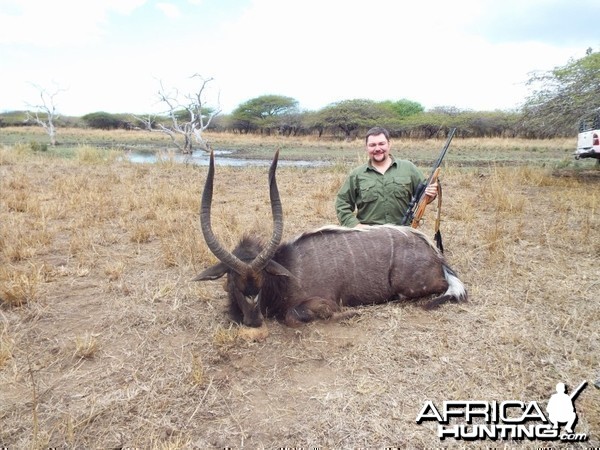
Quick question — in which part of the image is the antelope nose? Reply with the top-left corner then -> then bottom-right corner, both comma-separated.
243,315 -> 263,328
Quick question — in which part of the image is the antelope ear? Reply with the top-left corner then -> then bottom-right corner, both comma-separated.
264,260 -> 293,277
193,262 -> 229,281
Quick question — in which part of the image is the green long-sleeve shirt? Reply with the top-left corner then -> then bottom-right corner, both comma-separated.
335,157 -> 426,227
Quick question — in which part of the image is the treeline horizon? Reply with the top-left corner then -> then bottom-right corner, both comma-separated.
0,105 -> 574,140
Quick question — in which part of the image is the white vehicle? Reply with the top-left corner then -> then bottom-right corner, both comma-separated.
575,109 -> 600,160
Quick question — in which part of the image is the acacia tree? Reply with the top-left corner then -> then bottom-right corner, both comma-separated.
139,74 -> 221,153
26,83 -> 65,146
318,99 -> 395,139
521,48 -> 600,137
231,95 -> 299,134
380,98 -> 424,118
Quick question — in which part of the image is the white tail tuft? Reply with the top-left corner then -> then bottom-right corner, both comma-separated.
443,266 -> 467,302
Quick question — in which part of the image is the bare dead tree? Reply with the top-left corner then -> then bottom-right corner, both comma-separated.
135,113 -> 158,132
26,83 -> 65,146
137,75 -> 221,154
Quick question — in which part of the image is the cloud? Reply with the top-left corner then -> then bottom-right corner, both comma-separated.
470,0 -> 600,45
203,0 -> 532,111
156,2 -> 182,19
0,0 -> 147,46
0,0 -> 594,116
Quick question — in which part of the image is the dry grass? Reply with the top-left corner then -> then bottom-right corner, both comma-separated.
0,140 -> 598,448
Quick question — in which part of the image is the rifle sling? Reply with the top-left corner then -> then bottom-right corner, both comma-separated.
433,181 -> 444,253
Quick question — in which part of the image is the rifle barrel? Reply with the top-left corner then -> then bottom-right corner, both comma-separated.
426,128 -> 456,184
569,380 -> 587,400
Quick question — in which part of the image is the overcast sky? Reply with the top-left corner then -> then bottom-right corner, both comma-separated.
1,0 -> 598,116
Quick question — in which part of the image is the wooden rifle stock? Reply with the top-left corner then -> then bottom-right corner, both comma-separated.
410,167 -> 441,228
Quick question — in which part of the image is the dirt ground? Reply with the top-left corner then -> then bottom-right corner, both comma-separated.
1,148 -> 599,448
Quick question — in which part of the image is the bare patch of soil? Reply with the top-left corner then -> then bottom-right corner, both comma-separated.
552,167 -> 600,180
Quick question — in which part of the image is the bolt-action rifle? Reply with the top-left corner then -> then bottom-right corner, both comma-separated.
401,128 -> 456,252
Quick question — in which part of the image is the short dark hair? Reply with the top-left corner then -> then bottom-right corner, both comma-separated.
365,126 -> 390,144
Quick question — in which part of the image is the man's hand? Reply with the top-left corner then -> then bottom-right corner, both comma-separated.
425,180 -> 438,202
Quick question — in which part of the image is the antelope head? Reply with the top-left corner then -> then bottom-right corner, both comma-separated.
193,150 -> 285,327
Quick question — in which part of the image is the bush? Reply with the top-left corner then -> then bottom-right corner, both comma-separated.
29,141 -> 48,152
82,111 -> 128,130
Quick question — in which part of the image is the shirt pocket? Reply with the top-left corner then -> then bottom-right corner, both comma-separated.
357,178 -> 378,204
390,176 -> 413,200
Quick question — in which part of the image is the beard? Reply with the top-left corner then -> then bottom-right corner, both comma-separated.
371,151 -> 388,163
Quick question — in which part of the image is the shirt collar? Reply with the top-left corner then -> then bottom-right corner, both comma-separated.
365,155 -> 397,172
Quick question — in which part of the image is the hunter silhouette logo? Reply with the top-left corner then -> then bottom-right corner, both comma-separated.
416,380 -> 589,442
546,381 -> 586,434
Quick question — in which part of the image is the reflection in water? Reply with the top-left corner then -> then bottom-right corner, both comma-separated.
126,149 -> 330,167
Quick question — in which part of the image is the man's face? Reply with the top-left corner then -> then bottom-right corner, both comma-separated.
366,133 -> 390,163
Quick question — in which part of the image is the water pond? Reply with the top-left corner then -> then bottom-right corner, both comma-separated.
126,149 -> 330,168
